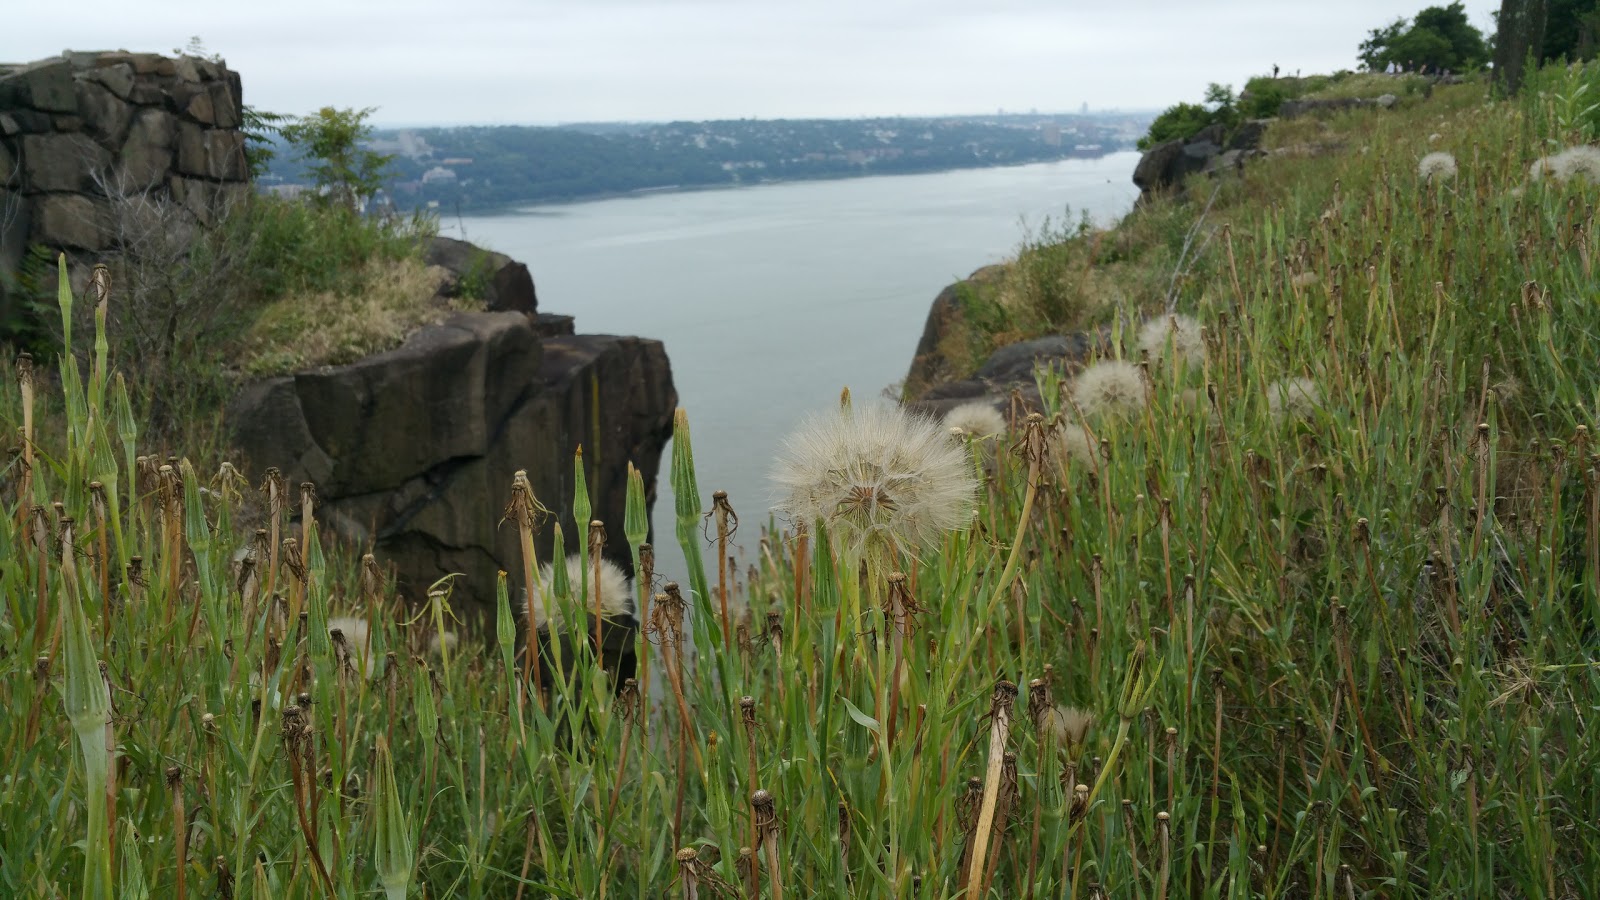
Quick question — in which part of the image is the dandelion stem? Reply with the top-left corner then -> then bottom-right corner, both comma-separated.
967,681 -> 1017,894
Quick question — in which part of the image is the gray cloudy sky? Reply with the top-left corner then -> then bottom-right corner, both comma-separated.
4,1 -> 1498,125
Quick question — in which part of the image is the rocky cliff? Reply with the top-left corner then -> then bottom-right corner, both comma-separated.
901,266 -> 1105,419
230,304 -> 676,606
2,51 -> 677,607
0,51 -> 249,318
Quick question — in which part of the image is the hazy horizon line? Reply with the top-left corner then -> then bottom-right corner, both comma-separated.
366,108 -> 1163,130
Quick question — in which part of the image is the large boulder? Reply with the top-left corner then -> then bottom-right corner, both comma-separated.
1132,138 -> 1185,195
424,235 -> 539,314
973,333 -> 1104,383
904,263 -> 1006,398
32,192 -> 109,251
230,311 -> 677,605
19,132 -> 112,191
117,108 -> 177,190
1227,118 -> 1272,151
906,328 -> 1108,421
175,122 -> 246,180
1133,119 -> 1274,202
0,59 -> 77,113
1133,131 -> 1221,200
0,139 -> 16,187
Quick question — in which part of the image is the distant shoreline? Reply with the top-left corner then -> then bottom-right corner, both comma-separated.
431,151 -> 1142,216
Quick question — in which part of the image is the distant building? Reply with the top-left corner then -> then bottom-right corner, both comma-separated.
421,166 -> 458,184
439,157 -> 473,166
367,131 -> 433,161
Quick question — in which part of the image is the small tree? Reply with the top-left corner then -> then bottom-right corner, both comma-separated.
1137,84 -> 1237,150
280,107 -> 395,211
241,106 -> 292,180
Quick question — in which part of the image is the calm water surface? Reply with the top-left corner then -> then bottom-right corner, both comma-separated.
444,155 -> 1139,578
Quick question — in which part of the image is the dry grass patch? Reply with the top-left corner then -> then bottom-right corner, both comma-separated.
1301,71 -> 1430,101
238,257 -> 481,377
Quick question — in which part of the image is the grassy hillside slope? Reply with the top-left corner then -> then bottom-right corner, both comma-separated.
2,65 -> 1600,897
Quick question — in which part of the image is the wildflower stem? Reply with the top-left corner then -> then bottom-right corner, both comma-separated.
945,454 -> 1041,701
967,681 -> 1017,893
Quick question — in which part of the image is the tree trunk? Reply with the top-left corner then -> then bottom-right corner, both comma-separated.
1495,0 -> 1551,94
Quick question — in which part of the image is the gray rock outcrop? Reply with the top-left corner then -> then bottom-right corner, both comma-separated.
424,235 -> 538,314
902,265 -> 1107,419
1133,120 -> 1269,202
0,51 -> 248,321
0,51 -> 680,610
231,310 -> 677,606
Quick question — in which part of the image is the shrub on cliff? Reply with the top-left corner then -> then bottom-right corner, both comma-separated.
1137,83 -> 1239,149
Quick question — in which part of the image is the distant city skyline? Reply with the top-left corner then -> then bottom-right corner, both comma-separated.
3,1 -> 1499,126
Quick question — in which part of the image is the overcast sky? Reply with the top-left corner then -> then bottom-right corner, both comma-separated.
4,1 -> 1499,126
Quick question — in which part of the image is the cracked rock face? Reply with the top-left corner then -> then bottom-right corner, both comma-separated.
230,311 -> 677,606
1,51 -> 249,322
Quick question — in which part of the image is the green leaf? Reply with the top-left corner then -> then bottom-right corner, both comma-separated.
841,697 -> 881,735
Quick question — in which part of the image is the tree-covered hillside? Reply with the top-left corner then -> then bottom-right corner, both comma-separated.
260,113 -> 1151,209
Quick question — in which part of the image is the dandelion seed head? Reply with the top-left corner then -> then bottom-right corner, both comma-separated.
1418,151 -> 1457,182
1179,387 -> 1219,423
1290,271 -> 1320,289
1138,313 -> 1205,367
530,556 -> 634,631
773,403 -> 977,562
327,616 -> 377,679
1041,705 -> 1095,751
1052,421 -> 1099,477
428,632 -> 459,657
1489,375 -> 1522,404
1071,360 -> 1147,419
1267,377 -> 1322,423
943,401 -> 1008,438
1531,145 -> 1600,185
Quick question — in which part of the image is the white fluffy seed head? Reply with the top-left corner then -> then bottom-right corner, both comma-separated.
428,632 -> 459,656
1040,705 -> 1095,753
1531,145 -> 1600,185
1138,313 -> 1205,367
773,403 -> 978,563
1071,360 -> 1147,419
1052,421 -> 1099,478
327,616 -> 376,679
529,556 -> 634,632
943,401 -> 1008,438
1418,151 -> 1457,182
1267,377 -> 1322,423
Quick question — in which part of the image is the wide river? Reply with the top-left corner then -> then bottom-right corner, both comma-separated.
444,153 -> 1140,580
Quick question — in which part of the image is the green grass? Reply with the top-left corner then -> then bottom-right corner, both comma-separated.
236,198 -> 447,377
1299,71 -> 1432,101
4,62 -> 1600,898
